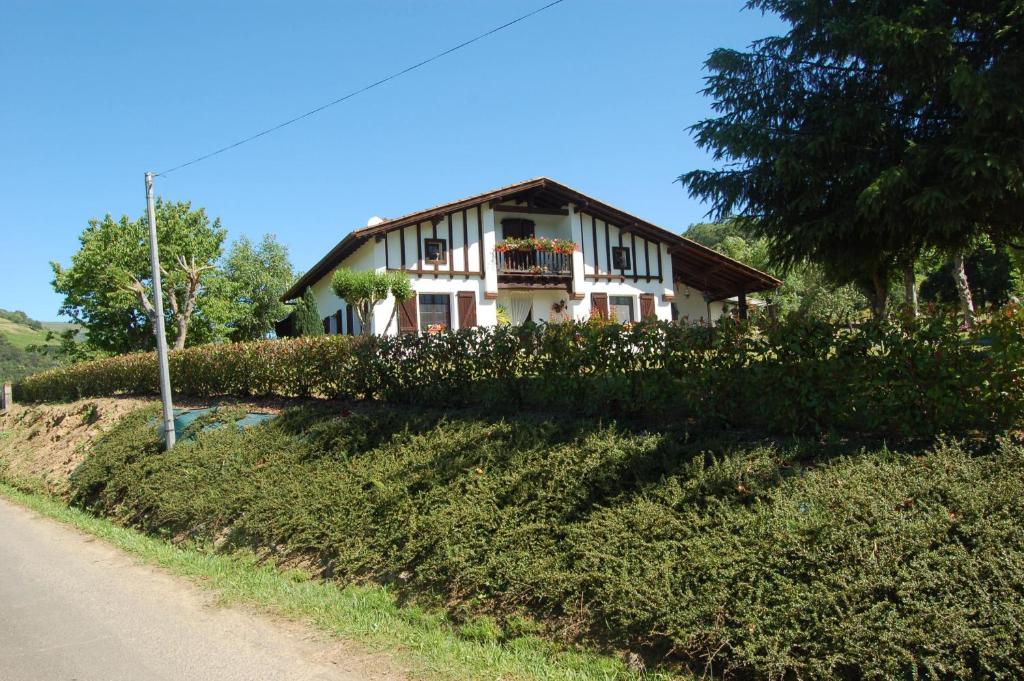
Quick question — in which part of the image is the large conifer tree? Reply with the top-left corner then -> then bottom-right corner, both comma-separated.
682,0 -> 1024,319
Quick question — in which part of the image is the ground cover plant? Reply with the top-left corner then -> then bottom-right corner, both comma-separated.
14,306 -> 1024,438
66,402 -> 1024,679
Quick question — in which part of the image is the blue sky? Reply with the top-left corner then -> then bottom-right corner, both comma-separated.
0,1 -> 782,321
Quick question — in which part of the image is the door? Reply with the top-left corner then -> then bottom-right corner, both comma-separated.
457,291 -> 477,328
639,294 -> 656,321
398,297 -> 418,335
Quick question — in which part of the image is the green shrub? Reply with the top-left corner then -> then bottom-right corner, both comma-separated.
17,306 -> 1024,437
70,405 -> 1024,678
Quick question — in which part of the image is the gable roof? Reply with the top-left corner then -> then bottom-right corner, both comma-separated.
282,177 -> 781,301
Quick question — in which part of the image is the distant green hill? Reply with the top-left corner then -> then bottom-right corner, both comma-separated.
0,310 -> 68,382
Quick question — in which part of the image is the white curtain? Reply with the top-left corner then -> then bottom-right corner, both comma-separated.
501,294 -> 533,326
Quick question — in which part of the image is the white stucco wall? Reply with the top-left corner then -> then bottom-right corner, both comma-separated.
672,283 -> 725,324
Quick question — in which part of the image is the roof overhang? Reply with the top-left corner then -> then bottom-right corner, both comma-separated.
282,177 -> 781,301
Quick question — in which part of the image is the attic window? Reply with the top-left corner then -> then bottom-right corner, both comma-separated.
424,238 -> 447,265
612,246 -> 631,271
501,218 -> 535,239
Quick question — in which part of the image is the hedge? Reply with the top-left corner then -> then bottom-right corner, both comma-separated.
13,306 -> 1024,437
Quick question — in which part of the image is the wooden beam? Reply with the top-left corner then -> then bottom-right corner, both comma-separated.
461,208 -> 469,280
492,204 -> 568,216
399,226 -> 406,268
477,205 -> 486,280
447,214 -> 454,276
388,267 -> 480,277
642,235 -> 651,279
604,220 -> 611,278
416,222 -> 422,269
630,231 -> 637,282
618,226 -> 624,274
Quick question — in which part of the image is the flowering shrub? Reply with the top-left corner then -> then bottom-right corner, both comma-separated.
13,306 -> 1024,437
494,236 -> 577,255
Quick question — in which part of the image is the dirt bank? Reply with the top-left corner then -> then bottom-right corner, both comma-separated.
0,396 -> 290,494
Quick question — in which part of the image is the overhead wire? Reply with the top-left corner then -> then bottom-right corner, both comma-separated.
156,0 -> 568,176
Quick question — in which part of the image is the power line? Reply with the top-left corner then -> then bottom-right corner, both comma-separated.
156,0 -> 568,176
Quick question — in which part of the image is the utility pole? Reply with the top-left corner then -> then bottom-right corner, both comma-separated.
145,172 -> 176,449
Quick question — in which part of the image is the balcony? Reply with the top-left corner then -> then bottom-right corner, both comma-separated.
495,239 -> 576,289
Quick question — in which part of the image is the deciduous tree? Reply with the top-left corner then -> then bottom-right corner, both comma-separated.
51,200 -> 227,354
222,235 -> 295,341
330,269 -> 412,336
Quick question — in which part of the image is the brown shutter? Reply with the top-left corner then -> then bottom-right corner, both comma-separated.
334,310 -> 343,335
345,304 -> 354,336
398,297 -> 418,334
457,291 -> 477,328
639,294 -> 656,321
322,317 -> 330,334
591,292 -> 608,319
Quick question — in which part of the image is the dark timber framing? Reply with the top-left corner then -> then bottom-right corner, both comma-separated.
604,220 -> 611,278
378,204 -> 485,279
416,223 -> 423,270
643,235 -> 651,280
630,231 -> 638,282
492,203 -> 568,216
476,206 -> 485,279
617,227 -> 624,275
446,215 -> 453,276
461,208 -> 469,280
431,222 -> 438,278
399,226 -> 407,268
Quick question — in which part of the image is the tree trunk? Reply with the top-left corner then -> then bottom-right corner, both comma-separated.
951,251 -> 976,328
903,261 -> 918,318
869,270 -> 888,320
170,256 -> 214,350
357,302 -> 373,337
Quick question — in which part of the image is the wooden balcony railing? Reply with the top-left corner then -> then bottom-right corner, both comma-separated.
496,250 -> 572,276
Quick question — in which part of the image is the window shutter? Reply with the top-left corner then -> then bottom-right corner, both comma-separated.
345,304 -> 354,336
591,292 -> 608,318
334,310 -> 343,335
322,317 -> 330,334
398,297 -> 418,334
639,294 -> 656,321
457,291 -> 477,328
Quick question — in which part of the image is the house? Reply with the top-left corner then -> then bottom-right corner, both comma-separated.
281,177 -> 780,335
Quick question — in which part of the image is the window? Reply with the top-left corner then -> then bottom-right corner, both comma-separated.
612,246 -> 631,271
419,293 -> 451,332
424,238 -> 447,264
609,295 -> 634,323
501,218 -> 535,239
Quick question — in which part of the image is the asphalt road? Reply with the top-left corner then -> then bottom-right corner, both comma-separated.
0,498 -> 398,681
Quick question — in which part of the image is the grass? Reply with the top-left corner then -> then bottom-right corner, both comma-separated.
0,482 -> 667,681
0,317 -> 53,350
